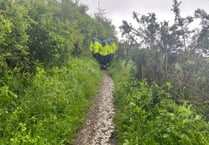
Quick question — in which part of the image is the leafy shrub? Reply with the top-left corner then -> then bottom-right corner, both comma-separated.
110,60 -> 209,145
0,58 -> 101,145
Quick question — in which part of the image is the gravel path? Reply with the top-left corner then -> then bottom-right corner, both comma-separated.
74,71 -> 116,145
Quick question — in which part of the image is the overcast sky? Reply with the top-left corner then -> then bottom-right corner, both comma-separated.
80,0 -> 209,37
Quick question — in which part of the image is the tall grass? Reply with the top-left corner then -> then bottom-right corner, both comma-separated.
0,58 -> 101,145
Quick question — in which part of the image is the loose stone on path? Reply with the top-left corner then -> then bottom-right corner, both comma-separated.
74,71 -> 115,145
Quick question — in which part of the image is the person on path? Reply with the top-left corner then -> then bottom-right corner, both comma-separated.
90,37 -> 101,61
99,40 -> 109,69
107,38 -> 117,65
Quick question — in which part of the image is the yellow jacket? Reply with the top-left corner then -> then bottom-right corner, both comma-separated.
111,42 -> 117,53
90,41 -> 101,54
99,44 -> 109,56
108,42 -> 117,54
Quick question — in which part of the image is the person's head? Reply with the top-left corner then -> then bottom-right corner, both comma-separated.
92,37 -> 97,42
102,40 -> 106,46
107,38 -> 113,44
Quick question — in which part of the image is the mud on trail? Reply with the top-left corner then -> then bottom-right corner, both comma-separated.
74,71 -> 116,145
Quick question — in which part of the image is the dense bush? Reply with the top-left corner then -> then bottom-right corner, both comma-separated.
0,0 -> 116,144
119,0 -> 209,120
0,0 -> 116,72
0,58 -> 101,145
0,0 -> 117,144
109,60 -> 209,145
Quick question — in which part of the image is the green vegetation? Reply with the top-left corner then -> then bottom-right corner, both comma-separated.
119,0 -> 209,118
0,0 -> 115,144
0,58 -> 101,145
109,0 -> 209,144
1,0 -> 209,144
109,61 -> 209,145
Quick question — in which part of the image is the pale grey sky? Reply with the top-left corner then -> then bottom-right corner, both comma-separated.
80,0 -> 209,37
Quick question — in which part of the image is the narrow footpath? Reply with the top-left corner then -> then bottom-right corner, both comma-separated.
74,71 -> 116,145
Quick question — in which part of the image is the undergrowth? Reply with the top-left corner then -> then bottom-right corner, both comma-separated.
0,58 -> 101,145
109,60 -> 209,145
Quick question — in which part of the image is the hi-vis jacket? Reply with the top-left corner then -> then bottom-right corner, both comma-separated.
90,41 -> 101,54
99,44 -> 109,56
108,42 -> 117,54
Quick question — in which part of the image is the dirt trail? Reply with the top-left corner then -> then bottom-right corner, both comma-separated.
74,71 -> 115,145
